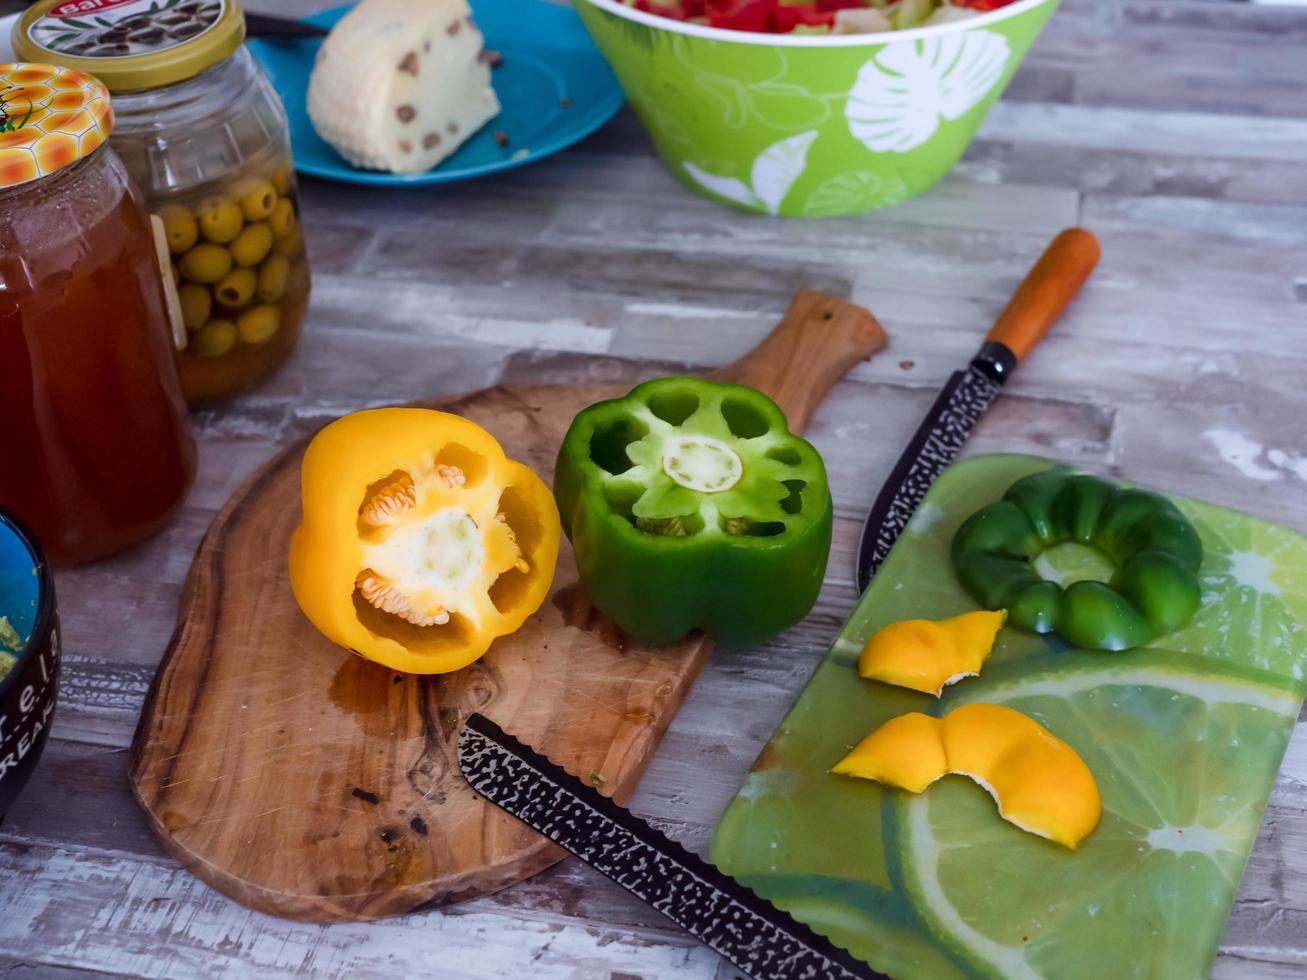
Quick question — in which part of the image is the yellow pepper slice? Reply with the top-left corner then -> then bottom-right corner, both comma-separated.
858,610 -> 1007,696
833,703 -> 1101,849
289,408 -> 561,674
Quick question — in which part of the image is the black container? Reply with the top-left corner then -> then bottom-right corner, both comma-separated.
0,507 -> 60,822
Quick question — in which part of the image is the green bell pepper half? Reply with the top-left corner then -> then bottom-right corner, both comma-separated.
553,377 -> 833,648
951,469 -> 1203,651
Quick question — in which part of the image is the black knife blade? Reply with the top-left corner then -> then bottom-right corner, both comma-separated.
458,713 -> 886,980
854,228 -> 1102,592
855,347 -> 1010,591
244,12 -> 327,40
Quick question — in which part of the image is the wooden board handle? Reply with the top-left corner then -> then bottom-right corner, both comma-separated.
711,290 -> 888,433
984,228 -> 1101,364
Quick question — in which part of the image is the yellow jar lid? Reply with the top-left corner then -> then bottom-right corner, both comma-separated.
0,62 -> 114,188
12,0 -> 245,94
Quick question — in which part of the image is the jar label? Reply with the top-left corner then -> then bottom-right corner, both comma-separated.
27,0 -> 227,59
149,214 -> 189,352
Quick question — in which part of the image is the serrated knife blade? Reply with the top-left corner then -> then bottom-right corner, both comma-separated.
458,713 -> 886,980
855,357 -> 1005,590
855,229 -> 1102,592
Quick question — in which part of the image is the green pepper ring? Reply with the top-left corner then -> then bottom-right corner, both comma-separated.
949,469 -> 1204,651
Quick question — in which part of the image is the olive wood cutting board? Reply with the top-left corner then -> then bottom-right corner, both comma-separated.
129,290 -> 888,923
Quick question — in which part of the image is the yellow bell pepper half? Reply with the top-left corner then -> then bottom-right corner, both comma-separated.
833,703 -> 1101,849
289,408 -> 561,674
858,610 -> 1007,696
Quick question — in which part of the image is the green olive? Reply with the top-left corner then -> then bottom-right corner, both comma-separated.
192,318 -> 237,358
198,198 -> 244,244
271,166 -> 292,196
268,198 -> 296,238
160,205 -> 198,254
178,283 -> 212,330
256,254 -> 290,303
237,305 -> 281,346
273,224 -> 303,258
214,268 -> 257,309
230,221 -> 274,268
180,243 -> 233,284
170,262 -> 180,284
235,179 -> 277,221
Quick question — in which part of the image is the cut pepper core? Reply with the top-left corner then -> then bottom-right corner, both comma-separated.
661,435 -> 743,493
353,464 -> 528,629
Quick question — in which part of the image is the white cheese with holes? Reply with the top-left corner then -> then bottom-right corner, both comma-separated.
307,0 -> 500,174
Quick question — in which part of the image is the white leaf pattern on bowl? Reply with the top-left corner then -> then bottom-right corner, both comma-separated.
683,130 -> 819,215
751,130 -> 819,215
845,32 -> 1010,154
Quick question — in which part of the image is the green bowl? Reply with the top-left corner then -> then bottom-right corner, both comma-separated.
574,0 -> 1060,217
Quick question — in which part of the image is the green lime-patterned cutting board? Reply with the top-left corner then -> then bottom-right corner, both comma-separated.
712,453 -> 1307,980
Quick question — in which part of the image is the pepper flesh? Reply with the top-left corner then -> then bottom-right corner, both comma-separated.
858,610 -> 1007,696
553,377 -> 832,647
951,469 -> 1202,651
833,704 -> 1102,849
289,408 -> 560,674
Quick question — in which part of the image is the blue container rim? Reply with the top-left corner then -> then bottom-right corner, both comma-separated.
0,507 -> 55,700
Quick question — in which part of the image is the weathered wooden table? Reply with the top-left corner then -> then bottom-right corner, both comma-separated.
4,0 -> 1307,975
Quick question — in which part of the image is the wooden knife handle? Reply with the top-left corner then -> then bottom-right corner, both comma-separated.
984,228 -> 1101,364
712,290 -> 888,434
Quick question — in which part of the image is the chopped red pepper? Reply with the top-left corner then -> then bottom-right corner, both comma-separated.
771,2 -> 836,30
707,0 -> 773,31
633,0 -> 1018,33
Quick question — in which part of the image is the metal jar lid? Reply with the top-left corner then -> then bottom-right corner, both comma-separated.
0,62 -> 113,188
12,0 -> 245,94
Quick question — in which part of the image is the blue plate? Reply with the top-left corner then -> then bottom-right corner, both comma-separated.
249,0 -> 624,186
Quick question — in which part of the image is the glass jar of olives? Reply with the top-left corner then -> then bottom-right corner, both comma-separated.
14,0 -> 311,403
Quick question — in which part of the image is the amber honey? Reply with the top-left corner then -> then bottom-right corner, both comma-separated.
0,153 -> 195,564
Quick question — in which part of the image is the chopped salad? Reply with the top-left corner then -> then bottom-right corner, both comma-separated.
620,0 -> 1015,34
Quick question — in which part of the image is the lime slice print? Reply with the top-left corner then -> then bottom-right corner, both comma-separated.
895,652 -> 1300,980
1152,502 -> 1307,686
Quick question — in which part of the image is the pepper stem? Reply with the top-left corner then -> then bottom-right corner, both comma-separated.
660,436 -> 743,493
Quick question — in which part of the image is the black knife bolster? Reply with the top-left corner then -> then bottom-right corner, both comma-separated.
972,341 -> 1017,383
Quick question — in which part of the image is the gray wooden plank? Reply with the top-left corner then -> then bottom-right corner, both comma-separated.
980,101 -> 1307,164
0,842 -> 718,980
0,961 -> 133,980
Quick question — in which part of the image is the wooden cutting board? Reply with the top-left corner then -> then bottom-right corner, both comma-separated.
129,291 -> 887,923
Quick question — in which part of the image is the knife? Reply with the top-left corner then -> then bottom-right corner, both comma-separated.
244,12 -> 327,40
458,713 -> 886,980
854,228 -> 1101,592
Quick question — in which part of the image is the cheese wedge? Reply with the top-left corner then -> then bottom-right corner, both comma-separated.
308,0 -> 500,174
